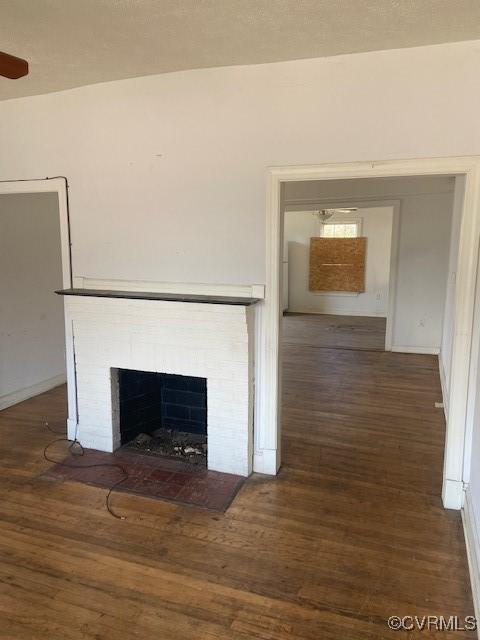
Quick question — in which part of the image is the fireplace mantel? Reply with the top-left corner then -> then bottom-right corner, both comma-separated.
57,288 -> 261,306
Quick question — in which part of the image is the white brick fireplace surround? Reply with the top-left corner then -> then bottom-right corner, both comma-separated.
62,291 -> 257,477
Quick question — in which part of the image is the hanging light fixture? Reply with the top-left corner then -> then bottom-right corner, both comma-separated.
314,207 -> 358,222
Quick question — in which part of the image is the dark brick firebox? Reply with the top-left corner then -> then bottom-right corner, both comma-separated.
118,369 -> 207,445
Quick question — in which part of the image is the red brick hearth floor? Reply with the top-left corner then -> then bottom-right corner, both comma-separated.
42,447 -> 245,511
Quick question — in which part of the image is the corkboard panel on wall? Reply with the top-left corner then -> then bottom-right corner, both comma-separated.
309,237 -> 366,292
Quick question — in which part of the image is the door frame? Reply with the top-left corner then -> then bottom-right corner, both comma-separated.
0,177 -> 77,432
258,157 -> 480,510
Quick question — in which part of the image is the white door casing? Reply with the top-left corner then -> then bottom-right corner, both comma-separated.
257,157 -> 480,510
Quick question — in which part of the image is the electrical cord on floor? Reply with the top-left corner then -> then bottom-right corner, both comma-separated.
43,421 -> 128,520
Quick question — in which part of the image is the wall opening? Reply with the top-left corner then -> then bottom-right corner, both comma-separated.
0,190 -> 67,410
276,171 -> 466,506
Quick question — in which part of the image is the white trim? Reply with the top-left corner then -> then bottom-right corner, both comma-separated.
262,157 -> 480,507
385,202 -> 401,351
253,449 -> 279,475
72,276 -> 265,300
319,219 -> 361,238
462,488 -> 480,638
463,247 -> 480,485
443,478 -> 465,510
439,352 -> 449,422
67,418 -> 78,439
391,345 -> 440,355
0,374 -> 66,411
0,178 -> 76,433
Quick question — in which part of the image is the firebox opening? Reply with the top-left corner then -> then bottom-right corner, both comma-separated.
117,369 -> 207,465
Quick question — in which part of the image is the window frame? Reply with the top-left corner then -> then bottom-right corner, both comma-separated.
319,219 -> 362,238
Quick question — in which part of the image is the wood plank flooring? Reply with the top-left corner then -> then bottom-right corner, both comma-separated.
0,314 -> 474,638
283,313 -> 387,351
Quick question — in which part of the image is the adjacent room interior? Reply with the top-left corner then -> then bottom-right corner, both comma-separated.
0,192 -> 66,411
282,170 -> 464,495
280,172 -> 466,552
282,174 -> 458,354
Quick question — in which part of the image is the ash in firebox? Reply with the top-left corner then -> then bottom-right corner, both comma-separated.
124,428 -> 207,465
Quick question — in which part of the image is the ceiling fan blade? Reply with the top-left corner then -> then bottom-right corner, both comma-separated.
0,51 -> 29,79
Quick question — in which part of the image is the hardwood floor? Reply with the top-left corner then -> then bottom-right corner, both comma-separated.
283,313 -> 387,351
0,316 -> 474,638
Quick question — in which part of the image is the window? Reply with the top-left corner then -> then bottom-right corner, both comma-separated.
309,236 -> 366,293
321,221 -> 360,238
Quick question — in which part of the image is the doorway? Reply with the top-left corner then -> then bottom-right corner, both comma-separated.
0,179 -> 72,413
257,157 -> 480,511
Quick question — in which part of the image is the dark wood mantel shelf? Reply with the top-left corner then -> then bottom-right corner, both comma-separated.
56,288 -> 261,306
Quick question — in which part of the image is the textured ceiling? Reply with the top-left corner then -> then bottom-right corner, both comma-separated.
1,0 -> 480,100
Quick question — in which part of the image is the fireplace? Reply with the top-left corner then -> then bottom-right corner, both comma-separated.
116,369 -> 207,464
60,289 -> 257,476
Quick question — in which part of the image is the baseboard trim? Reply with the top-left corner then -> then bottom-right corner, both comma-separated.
462,489 -> 480,638
285,308 -> 387,318
0,374 -> 67,411
66,418 -> 78,441
76,430 -> 114,453
73,276 -> 265,300
253,449 -> 280,475
391,346 -> 440,355
443,478 -> 465,510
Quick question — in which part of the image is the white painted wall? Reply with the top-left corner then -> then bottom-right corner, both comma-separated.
0,193 -> 66,409
0,41 -> 479,287
284,207 -> 393,317
284,176 -> 455,351
393,190 -> 453,352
